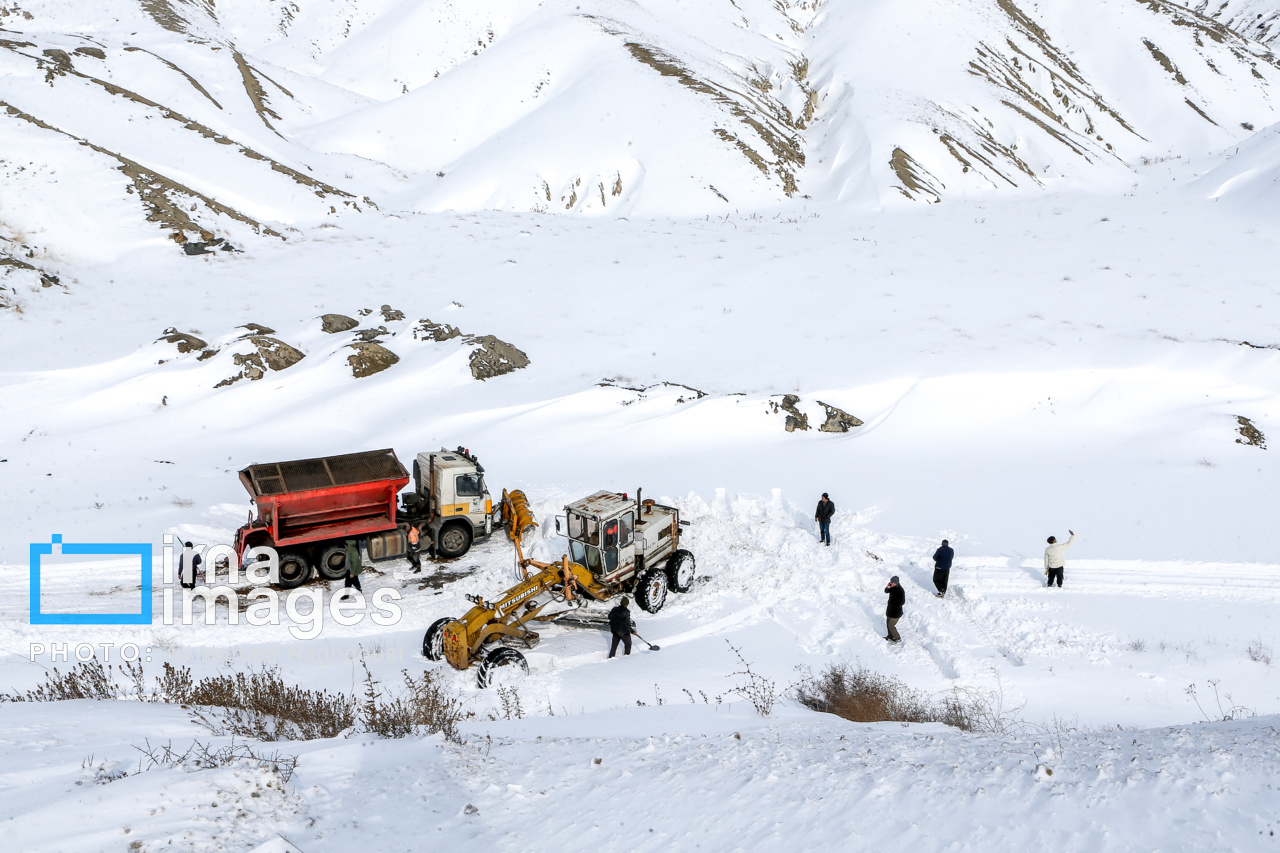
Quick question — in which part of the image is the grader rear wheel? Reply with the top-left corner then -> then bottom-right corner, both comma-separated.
666,549 -> 695,593
477,647 -> 528,688
635,567 -> 669,613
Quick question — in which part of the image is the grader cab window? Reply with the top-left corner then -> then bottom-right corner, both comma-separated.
569,539 -> 601,574
456,473 -> 484,497
568,512 -> 599,546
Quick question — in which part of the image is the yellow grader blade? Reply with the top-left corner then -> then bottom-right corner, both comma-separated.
502,488 -> 537,540
441,555 -> 600,672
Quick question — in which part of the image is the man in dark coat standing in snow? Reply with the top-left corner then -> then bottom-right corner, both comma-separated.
608,596 -> 634,658
815,493 -> 835,546
932,539 -> 954,598
884,576 -> 905,643
179,541 -> 202,589
344,538 -> 363,592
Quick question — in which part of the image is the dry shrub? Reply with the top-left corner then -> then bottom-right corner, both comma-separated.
795,662 -> 982,731
2,658 -> 121,701
134,738 -> 298,783
727,641 -> 780,717
1247,639 -> 1273,666
159,663 -> 356,741
358,660 -> 470,742
6,659 -> 469,745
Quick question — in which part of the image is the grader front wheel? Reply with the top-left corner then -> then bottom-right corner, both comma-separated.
422,617 -> 454,661
477,647 -> 528,688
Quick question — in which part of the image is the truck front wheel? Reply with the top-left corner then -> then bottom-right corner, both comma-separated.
277,552 -> 311,589
316,544 -> 348,581
436,522 -> 472,559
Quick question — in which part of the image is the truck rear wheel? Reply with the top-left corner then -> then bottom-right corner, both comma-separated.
666,549 -> 696,593
436,522 -> 472,559
316,545 -> 348,581
635,568 -> 668,613
277,552 -> 311,589
477,647 -> 528,688
423,617 -> 453,661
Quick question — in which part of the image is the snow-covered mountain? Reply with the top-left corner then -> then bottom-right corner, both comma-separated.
4,0 -> 1280,265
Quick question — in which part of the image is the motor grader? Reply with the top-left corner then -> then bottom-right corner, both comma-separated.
423,488 -> 694,687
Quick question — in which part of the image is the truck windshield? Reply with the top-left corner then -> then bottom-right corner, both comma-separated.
569,540 -> 601,573
456,473 -> 484,497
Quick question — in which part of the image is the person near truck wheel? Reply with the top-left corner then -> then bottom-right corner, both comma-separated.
932,540 -> 954,598
608,597 -> 635,658
344,538 -> 364,592
1044,530 -> 1074,588
815,493 -> 835,546
406,525 -> 422,573
179,541 -> 202,589
884,576 -> 905,644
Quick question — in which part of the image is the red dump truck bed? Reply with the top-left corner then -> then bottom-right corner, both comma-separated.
238,448 -> 410,549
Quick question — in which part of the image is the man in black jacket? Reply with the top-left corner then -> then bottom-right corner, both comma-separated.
932,540 -> 954,598
179,541 -> 202,589
884,576 -> 905,643
815,493 -> 835,546
608,597 -> 634,658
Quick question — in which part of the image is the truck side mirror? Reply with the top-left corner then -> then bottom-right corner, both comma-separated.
554,516 -> 565,535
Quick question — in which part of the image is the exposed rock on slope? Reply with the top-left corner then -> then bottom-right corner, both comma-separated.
3,0 -> 1280,245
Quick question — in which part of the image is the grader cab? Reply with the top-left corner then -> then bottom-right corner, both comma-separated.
423,489 -> 695,687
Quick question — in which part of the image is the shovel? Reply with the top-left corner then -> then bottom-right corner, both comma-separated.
634,632 -> 660,651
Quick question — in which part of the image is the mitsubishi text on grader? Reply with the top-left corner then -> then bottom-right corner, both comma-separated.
423,489 -> 695,686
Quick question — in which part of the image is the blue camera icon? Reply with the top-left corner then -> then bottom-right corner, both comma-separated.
29,534 -> 153,625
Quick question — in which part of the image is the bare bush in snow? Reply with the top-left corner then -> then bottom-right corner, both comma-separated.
1247,639 -> 1272,665
726,642 -> 780,717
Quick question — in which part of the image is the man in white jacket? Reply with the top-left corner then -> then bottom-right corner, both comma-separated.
1044,530 -> 1074,588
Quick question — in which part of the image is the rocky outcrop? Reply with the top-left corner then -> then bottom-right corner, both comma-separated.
468,335 -> 531,380
1236,415 -> 1266,449
412,317 -> 529,380
412,319 -> 463,342
320,313 -> 359,334
158,327 -> 208,353
214,336 -> 304,387
346,341 -> 399,378
769,394 -> 808,432
818,401 -> 864,433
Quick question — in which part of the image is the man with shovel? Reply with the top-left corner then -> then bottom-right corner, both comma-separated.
608,596 -> 635,658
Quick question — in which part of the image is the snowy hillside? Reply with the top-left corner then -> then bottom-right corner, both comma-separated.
4,2 -> 1280,851
5,0 -> 1280,262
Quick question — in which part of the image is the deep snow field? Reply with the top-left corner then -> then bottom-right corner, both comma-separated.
4,0 -> 1280,848
2,186 -> 1280,851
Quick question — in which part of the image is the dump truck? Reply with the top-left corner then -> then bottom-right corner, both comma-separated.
234,447 -> 511,588
423,488 -> 693,686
